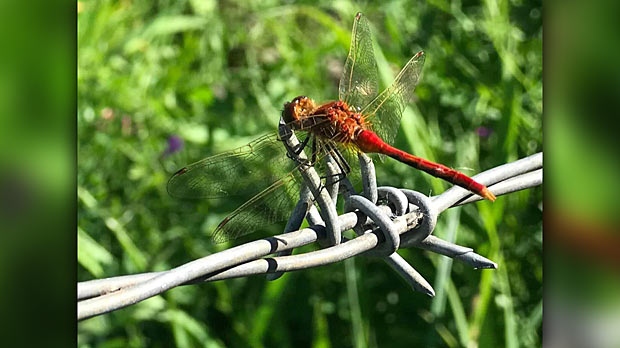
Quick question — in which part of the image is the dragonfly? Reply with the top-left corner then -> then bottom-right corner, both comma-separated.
168,12 -> 495,243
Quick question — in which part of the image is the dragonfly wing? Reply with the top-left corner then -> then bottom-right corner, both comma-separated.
361,51 -> 426,144
339,12 -> 379,110
211,172 -> 302,242
167,133 -> 290,199
167,132 -> 306,242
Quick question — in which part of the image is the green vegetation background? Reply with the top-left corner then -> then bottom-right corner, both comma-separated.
78,0 -> 542,347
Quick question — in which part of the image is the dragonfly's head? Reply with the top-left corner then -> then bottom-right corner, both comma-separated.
282,96 -> 315,124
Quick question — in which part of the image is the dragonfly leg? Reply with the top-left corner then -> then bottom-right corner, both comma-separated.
284,135 -> 313,166
318,142 -> 351,185
293,135 -> 312,156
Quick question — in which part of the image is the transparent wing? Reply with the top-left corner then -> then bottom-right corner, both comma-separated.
168,133 -> 291,199
211,173 -> 301,242
167,133 -> 302,242
361,51 -> 426,144
339,12 -> 379,110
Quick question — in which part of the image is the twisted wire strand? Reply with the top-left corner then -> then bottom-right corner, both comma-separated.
78,149 -> 542,321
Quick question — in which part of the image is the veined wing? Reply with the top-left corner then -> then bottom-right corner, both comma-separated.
339,12 -> 379,111
168,133 -> 292,199
211,171 -> 302,242
360,50 -> 426,144
167,133 -> 303,242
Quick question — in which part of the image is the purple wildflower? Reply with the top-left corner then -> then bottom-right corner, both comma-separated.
162,135 -> 184,158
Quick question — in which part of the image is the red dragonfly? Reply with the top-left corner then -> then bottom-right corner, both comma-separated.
168,13 -> 495,243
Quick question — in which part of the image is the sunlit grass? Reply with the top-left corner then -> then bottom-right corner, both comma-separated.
78,0 -> 541,346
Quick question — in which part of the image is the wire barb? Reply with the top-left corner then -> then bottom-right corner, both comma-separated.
77,151 -> 542,321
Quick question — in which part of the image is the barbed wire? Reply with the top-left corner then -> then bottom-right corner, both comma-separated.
77,123 -> 542,321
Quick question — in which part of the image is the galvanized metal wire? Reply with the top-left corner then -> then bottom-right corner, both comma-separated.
77,122 -> 542,321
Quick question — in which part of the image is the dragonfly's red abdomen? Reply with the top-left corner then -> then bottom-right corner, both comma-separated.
354,129 -> 386,153
355,130 -> 496,201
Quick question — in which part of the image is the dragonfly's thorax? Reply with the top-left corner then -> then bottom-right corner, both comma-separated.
282,96 -> 369,144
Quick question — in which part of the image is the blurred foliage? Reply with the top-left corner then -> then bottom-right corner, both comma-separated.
78,0 -> 541,347
545,1 -> 620,347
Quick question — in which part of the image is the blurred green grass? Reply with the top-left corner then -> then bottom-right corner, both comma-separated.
77,0 -> 541,347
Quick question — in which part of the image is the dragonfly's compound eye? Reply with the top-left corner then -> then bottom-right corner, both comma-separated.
282,96 -> 307,123
282,100 -> 296,123
292,95 -> 307,103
